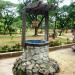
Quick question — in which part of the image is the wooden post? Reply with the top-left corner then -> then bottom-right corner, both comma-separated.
45,12 -> 49,41
21,9 -> 26,48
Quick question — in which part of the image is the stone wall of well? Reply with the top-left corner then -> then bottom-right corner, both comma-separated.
13,45 -> 60,75
22,46 -> 49,63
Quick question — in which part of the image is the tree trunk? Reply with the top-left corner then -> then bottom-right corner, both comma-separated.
53,20 -> 57,39
59,29 -> 63,36
53,29 -> 56,39
34,27 -> 38,36
65,29 -> 68,33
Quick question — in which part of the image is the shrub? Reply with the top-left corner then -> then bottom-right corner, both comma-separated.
1,45 -> 10,53
0,43 -> 22,53
66,38 -> 72,44
11,43 -> 22,52
49,38 -> 72,47
49,40 -> 61,47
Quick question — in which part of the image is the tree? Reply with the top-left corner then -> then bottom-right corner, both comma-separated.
68,2 -> 75,27
0,0 -> 17,34
13,16 -> 22,33
0,0 -> 16,19
3,13 -> 15,35
47,0 -> 64,38
17,0 -> 60,36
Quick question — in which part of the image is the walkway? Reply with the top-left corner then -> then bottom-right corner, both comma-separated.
0,48 -> 75,75
49,48 -> 75,75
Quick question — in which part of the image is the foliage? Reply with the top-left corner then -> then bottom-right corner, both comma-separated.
0,43 -> 22,53
0,0 -> 16,19
68,2 -> 75,29
3,13 -> 15,35
0,0 -> 18,34
49,39 -> 61,47
12,17 -> 22,33
0,22 -> 4,34
66,38 -> 72,44
49,38 -> 72,47
0,0 -> 75,53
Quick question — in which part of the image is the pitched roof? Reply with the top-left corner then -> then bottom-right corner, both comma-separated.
25,1 -> 56,15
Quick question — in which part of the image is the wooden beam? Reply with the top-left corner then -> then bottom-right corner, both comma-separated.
21,9 -> 26,48
45,12 -> 49,41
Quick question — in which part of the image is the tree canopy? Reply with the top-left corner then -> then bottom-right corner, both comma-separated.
0,0 -> 75,36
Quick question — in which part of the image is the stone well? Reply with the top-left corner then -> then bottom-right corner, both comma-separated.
12,40 -> 60,75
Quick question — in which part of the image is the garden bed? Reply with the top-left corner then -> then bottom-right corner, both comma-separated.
0,43 -> 75,59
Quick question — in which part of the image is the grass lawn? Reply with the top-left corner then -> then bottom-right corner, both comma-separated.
0,34 -> 21,47
0,29 -> 34,47
0,30 -> 73,47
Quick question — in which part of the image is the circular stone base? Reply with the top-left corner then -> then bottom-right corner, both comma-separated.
12,57 -> 60,75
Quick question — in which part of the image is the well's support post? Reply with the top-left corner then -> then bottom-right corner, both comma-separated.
21,9 -> 26,48
45,12 -> 49,41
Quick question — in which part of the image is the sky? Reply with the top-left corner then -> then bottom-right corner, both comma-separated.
4,0 -> 19,4
4,0 -> 75,7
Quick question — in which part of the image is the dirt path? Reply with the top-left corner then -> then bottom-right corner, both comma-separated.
0,48 -> 75,75
49,48 -> 75,75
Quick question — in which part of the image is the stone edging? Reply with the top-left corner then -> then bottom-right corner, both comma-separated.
0,51 -> 23,59
0,43 -> 75,59
49,43 -> 75,51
